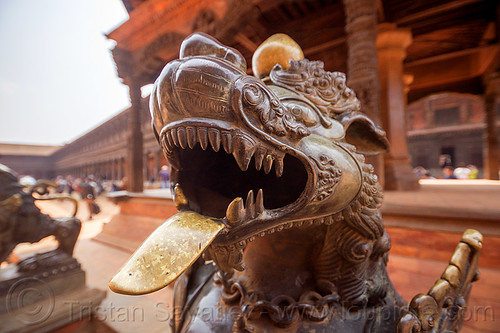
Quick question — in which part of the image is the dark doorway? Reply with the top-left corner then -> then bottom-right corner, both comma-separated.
441,147 -> 455,167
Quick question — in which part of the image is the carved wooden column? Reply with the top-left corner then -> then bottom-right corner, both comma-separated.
120,157 -> 125,180
483,72 -> 500,180
112,46 -> 144,192
114,159 -> 119,180
125,76 -> 144,192
377,23 -> 419,190
342,0 -> 384,186
143,152 -> 149,182
154,150 -> 161,181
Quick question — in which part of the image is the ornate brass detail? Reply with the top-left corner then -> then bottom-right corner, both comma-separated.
310,155 -> 343,202
237,76 -> 310,138
111,33 -> 482,332
214,270 -> 340,331
270,59 -> 360,118
397,230 -> 483,332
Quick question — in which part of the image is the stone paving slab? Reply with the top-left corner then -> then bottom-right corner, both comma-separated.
17,196 -> 174,332
11,179 -> 499,332
383,179 -> 500,220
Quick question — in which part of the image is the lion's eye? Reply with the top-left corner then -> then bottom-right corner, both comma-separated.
285,102 -> 318,127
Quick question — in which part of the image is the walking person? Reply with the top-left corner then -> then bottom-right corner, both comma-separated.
159,165 -> 170,189
77,176 -> 100,220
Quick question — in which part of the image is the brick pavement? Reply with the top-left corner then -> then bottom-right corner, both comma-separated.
17,180 -> 500,332
27,195 -> 174,333
383,179 -> 500,218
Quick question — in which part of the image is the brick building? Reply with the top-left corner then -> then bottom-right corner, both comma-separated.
0,99 -> 167,182
407,93 -> 500,177
1,0 -> 499,188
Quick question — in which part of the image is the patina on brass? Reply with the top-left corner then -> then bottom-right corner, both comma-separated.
110,33 -> 482,332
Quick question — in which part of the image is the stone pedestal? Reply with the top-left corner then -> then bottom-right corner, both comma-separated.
93,190 -> 178,253
377,23 -> 419,190
0,252 -> 106,333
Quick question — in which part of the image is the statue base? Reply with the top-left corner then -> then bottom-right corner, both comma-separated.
0,250 -> 106,332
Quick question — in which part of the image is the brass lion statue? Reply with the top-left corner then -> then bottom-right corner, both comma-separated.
0,164 -> 81,268
110,33 -> 482,332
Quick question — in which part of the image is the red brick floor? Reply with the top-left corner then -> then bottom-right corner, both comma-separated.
27,196 -> 174,333
19,180 -> 500,332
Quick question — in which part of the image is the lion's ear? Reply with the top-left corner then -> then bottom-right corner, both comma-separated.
337,112 -> 389,155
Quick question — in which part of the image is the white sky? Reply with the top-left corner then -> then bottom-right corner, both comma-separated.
0,0 -> 130,146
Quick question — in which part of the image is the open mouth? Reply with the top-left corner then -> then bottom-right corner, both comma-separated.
161,123 -> 308,225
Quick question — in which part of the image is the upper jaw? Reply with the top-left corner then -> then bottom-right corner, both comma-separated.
159,118 -> 314,239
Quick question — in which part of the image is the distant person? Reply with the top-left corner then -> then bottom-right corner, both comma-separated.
159,165 -> 170,189
120,177 -> 128,191
111,182 -> 122,191
413,166 -> 427,179
439,154 -> 453,168
65,175 -> 74,194
454,164 -> 471,179
422,171 -> 435,179
467,165 -> 478,179
54,175 -> 66,193
443,166 -> 457,179
77,176 -> 100,220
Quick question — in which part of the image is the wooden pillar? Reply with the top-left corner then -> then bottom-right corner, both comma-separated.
107,161 -> 111,180
342,0 -> 384,186
377,23 -> 419,190
112,159 -> 117,181
154,150 -> 161,181
483,72 -> 500,180
120,157 -> 125,180
115,159 -> 119,180
143,152 -> 149,182
125,77 -> 144,192
112,46 -> 144,192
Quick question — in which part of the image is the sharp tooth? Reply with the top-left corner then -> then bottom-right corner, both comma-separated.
275,155 -> 284,177
222,132 -> 232,154
171,128 -> 179,147
256,189 -> 264,215
163,142 -> 172,155
208,129 -> 221,152
197,127 -> 208,150
177,127 -> 188,149
186,127 -> 197,149
254,147 -> 265,171
226,197 -> 245,226
173,184 -> 188,208
263,154 -> 274,174
232,136 -> 255,171
246,190 -> 255,219
161,136 -> 171,153
165,130 -> 174,149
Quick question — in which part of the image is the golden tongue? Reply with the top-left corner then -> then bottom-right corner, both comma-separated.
109,211 -> 225,295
